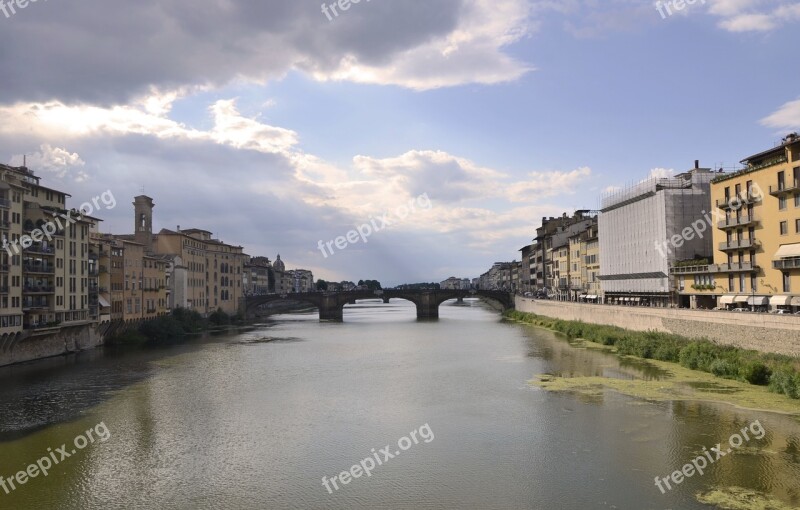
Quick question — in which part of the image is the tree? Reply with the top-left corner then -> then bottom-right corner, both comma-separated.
316,280 -> 329,291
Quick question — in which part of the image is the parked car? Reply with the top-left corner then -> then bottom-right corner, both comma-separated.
773,309 -> 792,315
732,308 -> 749,312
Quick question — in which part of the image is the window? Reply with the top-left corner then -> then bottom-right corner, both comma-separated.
751,275 -> 757,292
739,274 -> 746,292
780,221 -> 789,235
778,171 -> 786,190
784,272 -> 791,293
779,196 -> 787,210
796,219 -> 800,234
728,275 -> 734,291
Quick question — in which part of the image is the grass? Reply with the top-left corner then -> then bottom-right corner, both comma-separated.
505,310 -> 800,401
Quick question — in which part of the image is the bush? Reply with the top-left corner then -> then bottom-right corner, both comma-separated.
740,361 -> 771,385
769,367 -> 800,399
108,329 -> 147,345
139,316 -> 186,344
208,308 -> 231,326
172,307 -> 206,333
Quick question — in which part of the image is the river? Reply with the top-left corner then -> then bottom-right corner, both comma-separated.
0,299 -> 798,509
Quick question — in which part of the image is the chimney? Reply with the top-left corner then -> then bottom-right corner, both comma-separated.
694,160 -> 700,169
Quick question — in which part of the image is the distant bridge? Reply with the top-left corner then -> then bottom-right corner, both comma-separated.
242,289 -> 515,321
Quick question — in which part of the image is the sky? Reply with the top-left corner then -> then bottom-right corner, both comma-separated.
0,0 -> 799,286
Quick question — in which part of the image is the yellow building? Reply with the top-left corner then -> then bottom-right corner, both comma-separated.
0,164 -> 98,334
674,133 -> 800,311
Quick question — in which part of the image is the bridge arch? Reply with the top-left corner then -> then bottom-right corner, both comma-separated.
243,290 -> 514,322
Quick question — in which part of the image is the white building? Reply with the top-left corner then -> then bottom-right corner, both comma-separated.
598,165 -> 714,307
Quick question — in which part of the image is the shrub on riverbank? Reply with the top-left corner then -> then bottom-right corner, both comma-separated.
505,310 -> 800,399
139,316 -> 186,344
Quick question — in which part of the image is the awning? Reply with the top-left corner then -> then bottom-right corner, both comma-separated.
633,297 -> 641,302
720,295 -> 736,305
770,295 -> 793,306
734,295 -> 749,303
587,295 -> 597,300
747,296 -> 769,306
775,243 -> 800,259
579,294 -> 587,299
792,297 -> 800,307
98,296 -> 111,308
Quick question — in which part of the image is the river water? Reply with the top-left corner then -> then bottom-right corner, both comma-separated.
0,299 -> 798,509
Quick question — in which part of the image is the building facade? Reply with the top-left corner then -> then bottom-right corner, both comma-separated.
674,135 -> 800,311
599,165 -> 714,307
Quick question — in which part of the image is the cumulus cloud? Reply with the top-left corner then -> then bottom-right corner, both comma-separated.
9,144 -> 86,181
0,0 -> 533,104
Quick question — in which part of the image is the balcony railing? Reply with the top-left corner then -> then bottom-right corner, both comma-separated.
23,285 -> 55,294
24,245 -> 55,255
0,198 -> 10,209
23,264 -> 54,274
717,215 -> 757,229
769,179 -> 800,197
670,264 -> 712,275
773,257 -> 800,270
0,264 -> 8,272
716,192 -> 761,210
22,300 -> 51,310
719,238 -> 759,251
708,262 -> 758,273
0,286 -> 8,293
146,307 -> 157,314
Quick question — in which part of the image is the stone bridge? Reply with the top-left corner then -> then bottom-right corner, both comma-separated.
242,289 -> 515,321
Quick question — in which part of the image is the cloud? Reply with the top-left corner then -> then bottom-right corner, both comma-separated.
506,167 -> 592,202
707,0 -> 800,32
648,167 -> 675,179
0,0 -> 533,105
9,144 -> 86,181
761,98 -> 800,131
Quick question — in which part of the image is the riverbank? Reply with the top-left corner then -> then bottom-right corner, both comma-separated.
515,296 -> 800,357
505,310 -> 800,415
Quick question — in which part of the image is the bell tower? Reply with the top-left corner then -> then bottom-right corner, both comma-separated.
133,195 -> 154,252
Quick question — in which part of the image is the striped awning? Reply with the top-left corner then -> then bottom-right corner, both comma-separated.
719,295 -> 736,305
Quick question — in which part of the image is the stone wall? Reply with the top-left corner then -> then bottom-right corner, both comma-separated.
0,325 -> 104,367
515,297 -> 800,357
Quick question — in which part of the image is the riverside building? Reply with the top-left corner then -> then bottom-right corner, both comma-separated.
599,163 -> 714,307
673,134 -> 800,311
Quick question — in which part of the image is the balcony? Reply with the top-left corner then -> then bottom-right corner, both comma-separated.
99,265 -> 108,274
22,300 -> 51,311
717,215 -> 758,229
24,244 -> 55,256
23,264 -> 54,274
0,264 -> 8,272
670,264 -> 712,275
708,262 -> 759,273
719,238 -> 759,252
773,257 -> 800,270
716,192 -> 762,210
0,286 -> 8,293
146,307 -> 157,314
0,197 -> 9,209
0,221 -> 10,229
769,179 -> 800,197
23,285 -> 55,294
